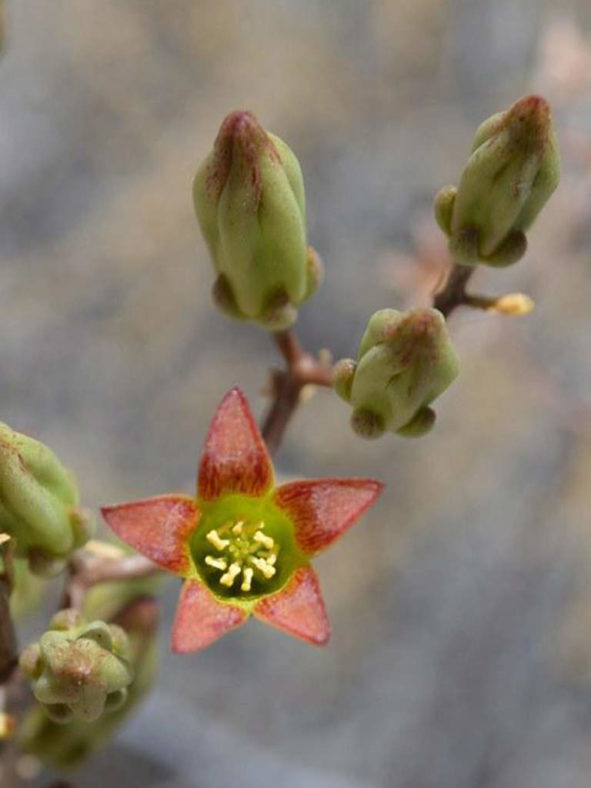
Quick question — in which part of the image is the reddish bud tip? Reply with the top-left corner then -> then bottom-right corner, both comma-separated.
504,94 -> 552,151
207,110 -> 278,204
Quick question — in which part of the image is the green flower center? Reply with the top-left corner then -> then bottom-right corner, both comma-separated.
203,518 -> 279,592
191,495 -> 302,601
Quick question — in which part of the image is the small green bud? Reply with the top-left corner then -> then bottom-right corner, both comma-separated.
19,596 -> 159,768
20,611 -> 133,724
436,95 -> 560,266
194,110 -> 322,329
0,422 -> 93,573
334,307 -> 459,439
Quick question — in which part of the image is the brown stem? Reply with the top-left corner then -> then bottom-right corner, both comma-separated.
432,264 -> 475,317
63,551 -> 162,612
0,582 -> 17,684
261,330 -> 332,456
0,541 -> 18,685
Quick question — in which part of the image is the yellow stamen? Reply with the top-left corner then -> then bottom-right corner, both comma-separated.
206,530 -> 230,551
253,531 -> 274,549
241,567 -> 254,592
232,521 -> 244,535
267,553 -> 277,566
205,556 -> 228,571
220,562 -> 241,587
250,556 -> 276,579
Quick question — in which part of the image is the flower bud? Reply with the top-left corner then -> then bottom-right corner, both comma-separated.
0,422 -> 93,574
20,611 -> 133,724
194,110 -> 322,329
435,95 -> 560,266
19,597 -> 159,767
333,308 -> 459,438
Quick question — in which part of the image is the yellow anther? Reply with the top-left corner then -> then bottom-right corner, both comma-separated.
266,553 -> 277,566
206,530 -> 230,551
220,562 -> 242,587
250,557 -> 276,579
205,556 -> 228,571
241,567 -> 254,592
232,521 -> 244,535
253,531 -> 274,549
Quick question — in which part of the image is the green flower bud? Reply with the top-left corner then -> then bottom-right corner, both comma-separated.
435,95 -> 560,266
19,597 -> 159,768
0,422 -> 93,573
334,308 -> 459,438
194,110 -> 322,329
20,610 -> 133,724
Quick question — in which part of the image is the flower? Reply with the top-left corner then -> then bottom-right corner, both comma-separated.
193,110 -> 323,329
102,388 -> 383,651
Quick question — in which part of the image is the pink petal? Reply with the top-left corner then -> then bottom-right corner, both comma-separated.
274,479 -> 383,555
198,387 -> 273,501
254,566 -> 330,646
171,579 -> 248,652
101,495 -> 199,576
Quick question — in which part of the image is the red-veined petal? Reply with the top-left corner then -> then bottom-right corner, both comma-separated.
171,579 -> 248,652
254,566 -> 330,646
274,478 -> 383,555
101,494 -> 199,576
198,387 -> 273,501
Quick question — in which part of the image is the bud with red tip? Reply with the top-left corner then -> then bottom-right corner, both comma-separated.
333,308 -> 459,438
435,95 -> 560,266
193,110 -> 322,330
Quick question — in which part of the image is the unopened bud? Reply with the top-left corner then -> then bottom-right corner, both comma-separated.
435,95 -> 560,266
19,612 -> 133,723
334,308 -> 459,438
0,422 -> 93,573
18,597 -> 159,767
194,110 -> 322,329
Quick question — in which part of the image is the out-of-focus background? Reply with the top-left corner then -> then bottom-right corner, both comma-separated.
1,1 -> 591,786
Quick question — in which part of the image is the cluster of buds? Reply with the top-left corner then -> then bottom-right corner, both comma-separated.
333,308 -> 459,438
435,95 -> 560,266
0,422 -> 92,574
193,110 -> 322,330
19,609 -> 134,724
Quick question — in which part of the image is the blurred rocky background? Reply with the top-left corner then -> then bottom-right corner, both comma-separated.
1,0 -> 591,786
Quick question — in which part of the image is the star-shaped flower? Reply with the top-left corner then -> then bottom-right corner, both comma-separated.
102,388 -> 383,652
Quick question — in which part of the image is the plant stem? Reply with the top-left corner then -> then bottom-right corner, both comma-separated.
261,330 -> 332,456
432,263 -> 475,317
0,541 -> 17,685
63,551 -> 162,612
0,584 -> 17,685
